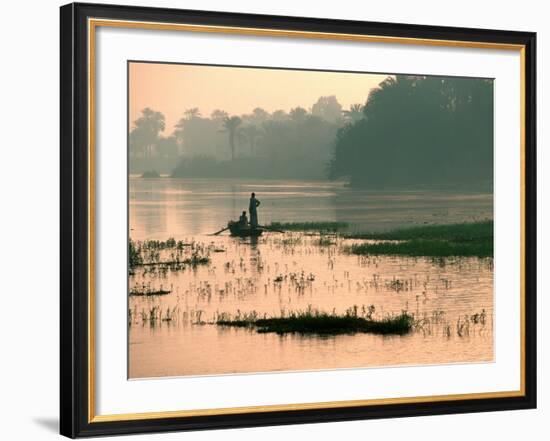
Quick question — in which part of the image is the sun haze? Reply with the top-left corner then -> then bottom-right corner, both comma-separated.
129,62 -> 389,134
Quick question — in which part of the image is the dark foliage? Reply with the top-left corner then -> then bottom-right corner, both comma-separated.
328,75 -> 493,189
217,311 -> 413,335
345,221 -> 493,257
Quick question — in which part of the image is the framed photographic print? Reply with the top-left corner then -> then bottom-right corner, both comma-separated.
60,2 -> 537,438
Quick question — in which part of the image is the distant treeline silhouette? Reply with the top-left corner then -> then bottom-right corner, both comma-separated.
130,96 -> 344,179
130,75 -> 493,187
328,75 -> 493,189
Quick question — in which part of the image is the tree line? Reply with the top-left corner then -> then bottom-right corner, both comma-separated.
328,75 -> 493,189
130,74 -> 493,187
129,96 -> 351,179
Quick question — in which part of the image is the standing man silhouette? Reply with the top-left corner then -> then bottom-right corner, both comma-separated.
249,192 -> 261,228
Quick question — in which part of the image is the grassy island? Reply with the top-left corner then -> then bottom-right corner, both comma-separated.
216,311 -> 413,336
345,221 -> 493,258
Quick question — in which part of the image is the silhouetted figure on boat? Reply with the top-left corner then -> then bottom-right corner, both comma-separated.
238,211 -> 248,227
219,194 -> 282,237
249,192 -> 261,228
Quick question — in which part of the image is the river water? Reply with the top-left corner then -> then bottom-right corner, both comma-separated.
129,178 -> 493,378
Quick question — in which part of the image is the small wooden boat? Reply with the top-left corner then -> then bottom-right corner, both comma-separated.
210,222 -> 283,237
227,221 -> 263,237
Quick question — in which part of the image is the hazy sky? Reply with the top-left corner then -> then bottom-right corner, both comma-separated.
129,62 -> 389,135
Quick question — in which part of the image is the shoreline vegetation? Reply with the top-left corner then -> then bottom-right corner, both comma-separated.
129,221 -> 493,274
345,220 -> 493,258
268,221 -> 349,232
128,222 -> 492,337
216,310 -> 414,336
269,220 -> 492,258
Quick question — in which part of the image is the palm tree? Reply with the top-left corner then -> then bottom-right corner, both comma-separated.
222,116 -> 242,160
271,110 -> 288,122
342,104 -> 364,124
130,107 -> 165,157
174,118 -> 185,144
184,107 -> 201,120
251,107 -> 269,124
289,106 -> 308,123
240,125 -> 261,156
311,96 -> 342,123
364,76 -> 414,118
210,109 -> 228,122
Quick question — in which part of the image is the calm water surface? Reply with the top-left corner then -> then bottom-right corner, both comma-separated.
129,178 -> 493,378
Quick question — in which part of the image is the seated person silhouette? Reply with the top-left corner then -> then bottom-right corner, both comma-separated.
238,211 -> 248,227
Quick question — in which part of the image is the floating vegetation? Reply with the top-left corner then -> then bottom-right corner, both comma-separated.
269,221 -> 349,232
128,305 -> 181,326
471,309 -> 487,325
129,286 -> 171,297
183,252 -> 211,266
344,221 -> 493,258
129,238 -> 211,275
386,278 -> 409,292
274,235 -> 302,247
271,271 -> 316,293
129,239 -> 143,270
216,308 -> 413,336
315,234 -> 337,247
344,220 -> 493,242
347,239 -> 492,258
129,222 -> 493,376
129,294 -> 489,339
139,237 -> 191,251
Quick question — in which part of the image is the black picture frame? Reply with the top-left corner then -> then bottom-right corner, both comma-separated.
60,2 -> 537,438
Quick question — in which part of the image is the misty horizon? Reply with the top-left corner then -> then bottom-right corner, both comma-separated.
129,62 -> 493,189
129,61 -> 389,136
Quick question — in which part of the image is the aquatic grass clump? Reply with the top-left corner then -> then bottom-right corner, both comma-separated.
347,238 -> 492,258
129,239 -> 143,270
216,310 -> 413,336
344,221 -> 493,258
128,238 -> 211,273
315,234 -> 337,247
129,282 -> 171,297
345,220 -> 492,242
140,237 -> 190,251
129,287 -> 171,297
269,221 -> 349,232
279,236 -> 302,247
182,252 -> 211,266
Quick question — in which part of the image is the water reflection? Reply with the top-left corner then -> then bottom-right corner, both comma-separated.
130,178 -> 493,239
128,178 -> 493,378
